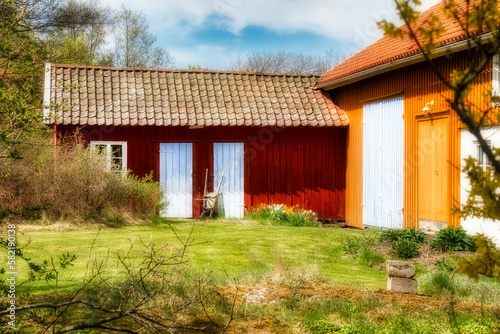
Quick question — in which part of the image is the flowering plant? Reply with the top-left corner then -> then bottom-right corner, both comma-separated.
246,204 -> 318,227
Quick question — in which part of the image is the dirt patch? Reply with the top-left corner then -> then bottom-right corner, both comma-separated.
218,283 -> 499,314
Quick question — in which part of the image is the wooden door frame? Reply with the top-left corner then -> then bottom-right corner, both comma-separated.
415,110 -> 451,227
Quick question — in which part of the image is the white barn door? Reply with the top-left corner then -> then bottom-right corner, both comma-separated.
214,142 -> 244,218
363,97 -> 404,228
159,143 -> 193,218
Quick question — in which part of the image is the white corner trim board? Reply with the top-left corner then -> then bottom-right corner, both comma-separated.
43,63 -> 52,124
460,126 -> 500,244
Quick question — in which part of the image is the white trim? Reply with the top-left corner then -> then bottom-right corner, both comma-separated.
493,53 -> 499,107
90,141 -> 128,173
43,63 -> 52,124
318,32 -> 495,90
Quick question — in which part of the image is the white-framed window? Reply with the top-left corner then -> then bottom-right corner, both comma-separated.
493,53 -> 499,106
90,141 -> 127,173
475,140 -> 492,170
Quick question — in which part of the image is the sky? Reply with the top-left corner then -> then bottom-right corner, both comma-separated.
105,0 -> 442,70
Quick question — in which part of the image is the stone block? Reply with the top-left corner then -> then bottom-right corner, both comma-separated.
387,277 -> 418,294
386,260 -> 415,278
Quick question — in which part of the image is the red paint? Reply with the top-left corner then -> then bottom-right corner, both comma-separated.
57,125 -> 347,220
53,124 -> 58,145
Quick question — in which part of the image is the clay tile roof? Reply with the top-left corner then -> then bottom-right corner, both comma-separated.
319,0 -> 476,86
46,64 -> 348,127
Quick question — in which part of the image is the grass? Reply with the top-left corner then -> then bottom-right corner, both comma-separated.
12,219 -> 387,294
5,219 -> 500,333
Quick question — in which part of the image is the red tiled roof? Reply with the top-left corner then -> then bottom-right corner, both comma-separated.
319,0 -> 471,86
46,64 -> 348,127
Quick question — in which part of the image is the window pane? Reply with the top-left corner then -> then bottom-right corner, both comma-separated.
111,158 -> 123,171
111,145 -> 123,158
94,144 -> 106,155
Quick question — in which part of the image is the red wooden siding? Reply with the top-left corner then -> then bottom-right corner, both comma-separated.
57,125 -> 347,220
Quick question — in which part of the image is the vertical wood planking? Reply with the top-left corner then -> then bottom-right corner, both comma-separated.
59,124 -> 347,220
337,49 -> 491,228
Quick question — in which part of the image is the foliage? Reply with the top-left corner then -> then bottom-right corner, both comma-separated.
380,228 -> 428,244
358,247 -> 386,268
228,49 -> 347,75
112,5 -> 174,68
342,235 -> 378,255
461,153 -> 500,219
430,227 -> 477,252
391,239 -> 421,258
342,234 -> 386,268
41,0 -> 113,65
436,254 -> 461,271
418,269 -> 500,304
246,204 -> 318,227
307,319 -> 342,334
0,0 -> 46,160
0,228 -> 233,333
458,234 -> 500,280
0,133 -> 165,220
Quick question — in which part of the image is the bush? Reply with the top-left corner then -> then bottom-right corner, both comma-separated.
246,204 -> 318,227
380,228 -> 428,244
391,239 -> 420,259
431,227 -> 477,252
342,235 -> 386,269
342,235 -> 377,255
0,133 -> 165,221
358,247 -> 386,268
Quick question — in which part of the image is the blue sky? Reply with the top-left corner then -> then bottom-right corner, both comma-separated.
105,0 -> 441,70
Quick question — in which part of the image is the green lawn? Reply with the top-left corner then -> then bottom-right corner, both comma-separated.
15,219 -> 387,294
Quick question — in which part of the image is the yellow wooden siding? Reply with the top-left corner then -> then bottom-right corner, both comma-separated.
336,51 -> 492,229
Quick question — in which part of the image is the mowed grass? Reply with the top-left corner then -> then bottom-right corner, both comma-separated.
14,219 -> 386,294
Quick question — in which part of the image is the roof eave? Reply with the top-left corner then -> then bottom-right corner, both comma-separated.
317,32 -> 494,91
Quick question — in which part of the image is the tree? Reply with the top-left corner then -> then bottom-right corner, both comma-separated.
0,0 -> 46,160
112,5 -> 174,68
227,49 -> 347,75
43,0 -> 114,65
378,0 -> 500,278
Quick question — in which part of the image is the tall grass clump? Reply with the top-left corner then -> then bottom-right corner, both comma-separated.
380,228 -> 428,244
430,226 -> 477,252
246,204 -> 318,227
0,133 -> 165,221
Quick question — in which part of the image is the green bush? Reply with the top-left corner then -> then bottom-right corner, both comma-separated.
358,247 -> 386,268
380,228 -> 428,244
418,270 -> 500,304
391,239 -> 420,259
342,235 -> 386,268
307,319 -> 341,334
431,227 -> 477,252
342,235 -> 377,256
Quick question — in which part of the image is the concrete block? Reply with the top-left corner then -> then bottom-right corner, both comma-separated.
387,277 -> 418,294
386,260 -> 415,278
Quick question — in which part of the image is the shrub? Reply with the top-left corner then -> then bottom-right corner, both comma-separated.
342,235 -> 386,268
391,239 -> 420,259
380,228 -> 428,244
0,133 -> 165,221
342,235 -> 377,256
307,319 -> 341,334
246,204 -> 318,227
431,227 -> 477,252
358,247 -> 386,268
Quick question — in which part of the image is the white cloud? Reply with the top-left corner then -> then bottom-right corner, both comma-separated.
169,44 -> 241,69
105,0 -> 441,43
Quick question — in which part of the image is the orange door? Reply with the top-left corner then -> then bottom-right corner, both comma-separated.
417,116 -> 450,224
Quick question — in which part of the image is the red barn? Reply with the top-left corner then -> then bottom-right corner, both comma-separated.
44,64 -> 348,219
